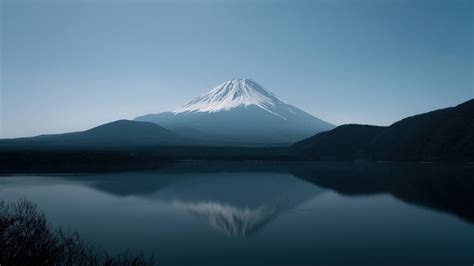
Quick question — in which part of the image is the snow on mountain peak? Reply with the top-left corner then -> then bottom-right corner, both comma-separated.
172,79 -> 290,119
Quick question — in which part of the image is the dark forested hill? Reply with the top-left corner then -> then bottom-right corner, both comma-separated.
292,124 -> 385,159
370,99 -> 474,161
0,120 -> 186,149
293,99 -> 474,161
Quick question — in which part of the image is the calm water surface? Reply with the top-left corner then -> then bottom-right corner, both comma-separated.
1,162 -> 473,266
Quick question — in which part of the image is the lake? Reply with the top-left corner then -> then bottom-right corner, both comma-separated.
1,161 -> 473,266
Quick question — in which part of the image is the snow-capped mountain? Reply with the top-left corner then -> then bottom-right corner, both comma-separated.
135,79 -> 334,144
173,79 -> 291,119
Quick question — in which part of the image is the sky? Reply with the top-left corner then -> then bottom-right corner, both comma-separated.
1,0 -> 473,138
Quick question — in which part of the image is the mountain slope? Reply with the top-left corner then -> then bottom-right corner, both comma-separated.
292,124 -> 386,159
371,99 -> 474,161
293,99 -> 474,161
135,79 -> 334,144
0,120 -> 185,149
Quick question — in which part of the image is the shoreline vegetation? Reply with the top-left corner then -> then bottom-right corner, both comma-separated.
0,199 -> 155,266
1,147 -> 473,174
0,148 -> 299,174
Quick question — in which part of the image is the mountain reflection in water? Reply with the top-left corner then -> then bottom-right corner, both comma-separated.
173,201 -> 276,237
68,161 -> 473,225
291,162 -> 474,223
149,170 -> 323,237
1,161 -> 473,266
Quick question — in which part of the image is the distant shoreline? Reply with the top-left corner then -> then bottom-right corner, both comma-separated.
1,149 -> 472,175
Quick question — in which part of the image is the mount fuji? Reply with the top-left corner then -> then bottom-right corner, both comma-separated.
135,79 -> 334,144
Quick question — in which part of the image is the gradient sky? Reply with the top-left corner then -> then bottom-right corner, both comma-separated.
1,0 -> 473,138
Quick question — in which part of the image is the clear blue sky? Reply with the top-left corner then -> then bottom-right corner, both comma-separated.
1,0 -> 472,138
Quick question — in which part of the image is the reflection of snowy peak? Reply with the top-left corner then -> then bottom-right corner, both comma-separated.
173,201 -> 276,237
153,173 -> 324,237
172,79 -> 292,120
135,79 -> 335,144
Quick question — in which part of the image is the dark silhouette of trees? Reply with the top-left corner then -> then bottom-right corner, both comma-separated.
0,199 -> 154,265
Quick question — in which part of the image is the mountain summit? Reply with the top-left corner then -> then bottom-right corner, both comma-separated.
135,79 -> 334,144
173,79 -> 291,119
